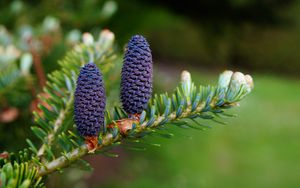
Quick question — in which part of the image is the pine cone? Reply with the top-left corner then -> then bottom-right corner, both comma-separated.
121,35 -> 153,115
74,62 -> 106,137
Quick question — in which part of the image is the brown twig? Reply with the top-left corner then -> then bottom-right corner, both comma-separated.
31,49 -> 46,88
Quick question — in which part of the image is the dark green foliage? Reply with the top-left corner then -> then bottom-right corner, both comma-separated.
144,0 -> 294,25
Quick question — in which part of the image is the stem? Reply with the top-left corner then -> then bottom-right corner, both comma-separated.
37,133 -> 119,176
38,145 -> 88,177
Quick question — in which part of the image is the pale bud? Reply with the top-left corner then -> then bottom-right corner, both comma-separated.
225,71 -> 253,101
181,70 -> 191,83
0,45 -> 21,63
230,72 -> 246,87
181,70 -> 192,104
82,32 -> 94,46
20,53 -> 33,75
218,70 -> 233,88
6,45 -> 21,58
244,74 -> 254,92
101,1 -> 118,18
66,29 -> 81,45
42,16 -> 60,33
98,29 -> 115,50
227,72 -> 246,99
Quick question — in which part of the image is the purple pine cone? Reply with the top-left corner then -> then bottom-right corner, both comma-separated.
74,62 -> 106,137
121,35 -> 153,115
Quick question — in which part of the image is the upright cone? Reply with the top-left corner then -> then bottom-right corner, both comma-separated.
74,62 -> 106,151
120,35 -> 153,116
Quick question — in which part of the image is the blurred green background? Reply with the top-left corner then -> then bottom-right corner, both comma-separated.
1,0 -> 300,187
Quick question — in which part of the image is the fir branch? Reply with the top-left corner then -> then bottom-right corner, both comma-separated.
1,30 -> 254,186
36,70 -> 253,177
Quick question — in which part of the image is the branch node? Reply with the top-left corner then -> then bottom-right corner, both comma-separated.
85,136 -> 98,153
108,118 -> 139,135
